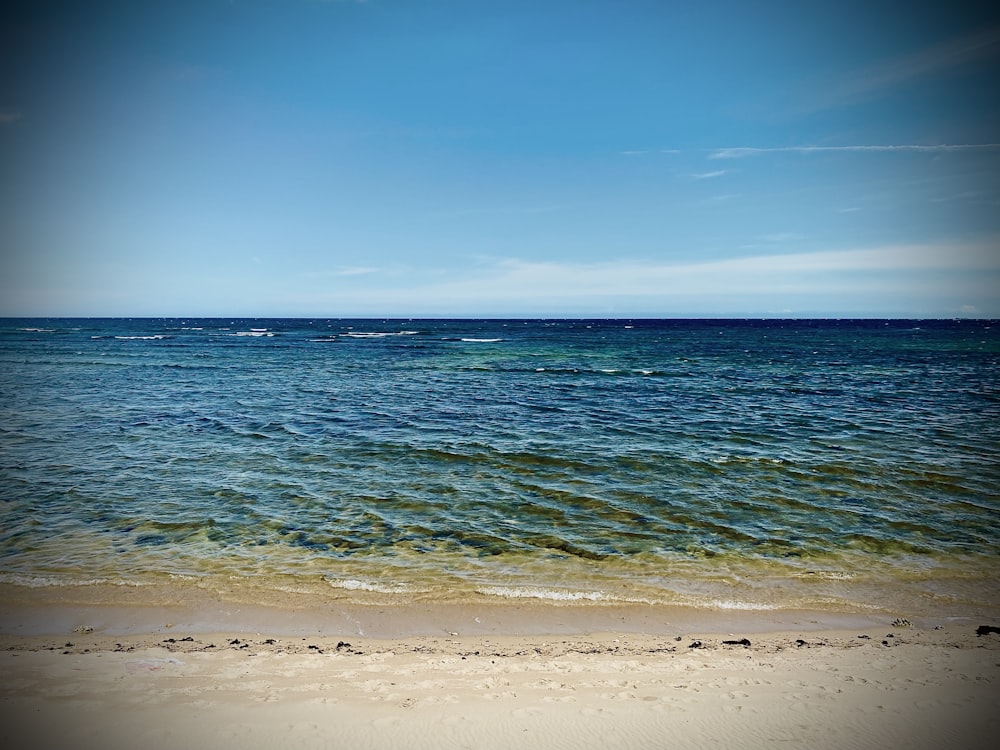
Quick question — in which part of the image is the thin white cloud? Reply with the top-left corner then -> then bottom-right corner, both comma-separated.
691,170 -> 727,179
760,232 -> 804,243
806,25 -> 1000,112
709,144 -> 1000,159
469,243 -> 999,295
159,65 -> 222,82
334,266 -> 379,276
301,266 -> 380,279
619,149 -> 681,156
292,240 -> 999,316
424,204 -> 563,219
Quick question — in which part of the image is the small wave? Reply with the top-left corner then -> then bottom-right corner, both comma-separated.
531,366 -> 663,377
114,335 -> 169,340
797,570 -> 856,580
17,327 -> 55,333
706,599 -> 781,611
478,586 -> 612,602
342,331 -> 418,338
708,455 -> 786,465
326,578 -> 411,594
460,338 -> 504,343
308,337 -> 339,343
234,331 -> 275,337
479,586 -> 661,604
0,573 -> 147,588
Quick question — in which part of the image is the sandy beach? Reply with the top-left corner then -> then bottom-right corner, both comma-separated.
2,590 -> 998,750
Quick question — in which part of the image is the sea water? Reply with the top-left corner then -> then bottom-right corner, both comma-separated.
1,319 -> 998,615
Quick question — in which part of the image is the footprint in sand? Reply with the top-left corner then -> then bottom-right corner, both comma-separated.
512,706 -> 544,718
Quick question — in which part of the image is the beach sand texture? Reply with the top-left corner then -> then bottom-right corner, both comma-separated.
2,625 -> 998,750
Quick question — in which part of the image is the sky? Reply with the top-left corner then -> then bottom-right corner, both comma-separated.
1,0 -> 998,318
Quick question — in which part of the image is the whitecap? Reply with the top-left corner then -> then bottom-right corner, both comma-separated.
460,338 -> 503,343
342,331 -> 418,338
114,335 -> 167,340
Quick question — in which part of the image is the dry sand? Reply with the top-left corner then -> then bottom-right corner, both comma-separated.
2,620 -> 999,750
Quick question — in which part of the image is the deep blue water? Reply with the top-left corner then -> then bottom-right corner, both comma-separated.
1,318 -> 998,613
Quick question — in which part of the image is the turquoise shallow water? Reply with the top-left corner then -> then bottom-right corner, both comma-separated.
1,318 -> 998,614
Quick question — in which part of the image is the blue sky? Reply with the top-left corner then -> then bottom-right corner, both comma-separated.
1,0 -> 998,317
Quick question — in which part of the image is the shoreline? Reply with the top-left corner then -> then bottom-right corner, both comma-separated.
3,580 -> 987,639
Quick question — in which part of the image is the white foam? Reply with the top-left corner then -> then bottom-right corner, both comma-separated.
342,331 -> 418,338
234,331 -> 274,337
706,599 -> 780,611
17,327 -> 55,333
308,337 -> 339,343
460,338 -> 503,343
326,578 -> 410,594
797,570 -> 856,580
0,573 -> 146,588
115,335 -> 167,340
478,586 -> 612,602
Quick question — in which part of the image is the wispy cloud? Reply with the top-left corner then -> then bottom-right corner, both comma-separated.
800,25 -> 1000,113
302,266 -> 380,279
690,170 -> 727,179
334,266 -> 379,276
619,149 -> 681,156
709,143 -> 1000,159
760,232 -> 804,243
298,240 -> 999,314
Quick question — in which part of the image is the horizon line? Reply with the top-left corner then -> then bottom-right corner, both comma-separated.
2,314 -> 995,321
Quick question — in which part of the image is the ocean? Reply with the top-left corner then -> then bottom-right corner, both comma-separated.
1,318 -> 998,617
